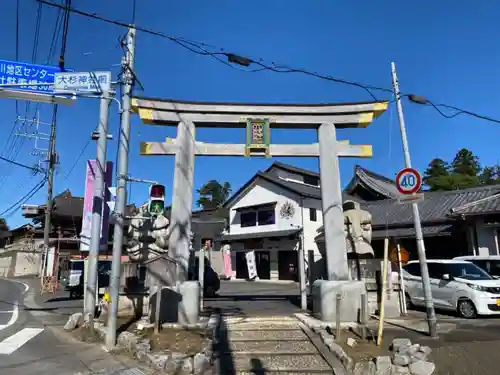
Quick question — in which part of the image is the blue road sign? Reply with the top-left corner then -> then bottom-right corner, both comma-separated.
0,59 -> 72,94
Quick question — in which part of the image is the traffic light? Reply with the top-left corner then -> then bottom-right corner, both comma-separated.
148,184 -> 165,215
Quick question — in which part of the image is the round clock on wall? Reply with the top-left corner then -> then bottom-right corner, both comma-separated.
280,201 -> 295,219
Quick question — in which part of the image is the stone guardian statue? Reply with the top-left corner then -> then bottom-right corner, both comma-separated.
343,200 -> 374,258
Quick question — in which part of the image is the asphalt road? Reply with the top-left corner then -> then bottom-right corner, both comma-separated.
0,278 -> 150,375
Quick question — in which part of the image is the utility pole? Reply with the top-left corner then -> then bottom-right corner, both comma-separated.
84,91 -> 111,322
106,26 -> 136,349
41,107 -> 58,279
391,62 -> 437,338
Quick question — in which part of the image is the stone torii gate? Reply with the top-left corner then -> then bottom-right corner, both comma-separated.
132,98 -> 387,321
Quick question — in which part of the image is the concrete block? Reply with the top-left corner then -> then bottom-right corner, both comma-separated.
178,281 -> 200,325
311,279 -> 366,323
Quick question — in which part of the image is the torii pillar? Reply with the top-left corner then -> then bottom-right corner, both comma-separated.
132,98 -> 387,322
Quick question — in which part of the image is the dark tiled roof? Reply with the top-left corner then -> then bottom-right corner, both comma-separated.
363,185 -> 500,226
264,162 -> 320,178
450,192 -> 500,216
315,224 -> 453,241
372,224 -> 454,240
32,190 -> 138,220
344,165 -> 400,198
224,168 -> 359,209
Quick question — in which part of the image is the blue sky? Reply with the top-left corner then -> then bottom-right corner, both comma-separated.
1,0 -> 500,228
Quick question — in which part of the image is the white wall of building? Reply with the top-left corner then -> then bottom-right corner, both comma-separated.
230,179 -> 302,234
226,177 -> 327,280
301,198 -> 323,261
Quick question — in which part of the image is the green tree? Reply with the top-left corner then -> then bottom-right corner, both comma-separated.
0,218 -> 8,231
448,148 -> 481,189
479,165 -> 500,186
196,180 -> 232,209
423,158 -> 450,191
480,166 -> 496,185
451,148 -> 481,176
423,149 -> 484,191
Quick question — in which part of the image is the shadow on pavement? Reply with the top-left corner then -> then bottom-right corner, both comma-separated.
45,296 -> 83,303
213,308 -> 236,375
212,309 -> 272,375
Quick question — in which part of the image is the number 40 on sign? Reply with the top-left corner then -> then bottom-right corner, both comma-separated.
396,168 -> 422,195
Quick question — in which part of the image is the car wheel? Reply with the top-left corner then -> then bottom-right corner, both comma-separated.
457,299 -> 477,319
405,293 -> 413,311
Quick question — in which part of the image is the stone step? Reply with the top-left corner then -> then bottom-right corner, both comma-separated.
222,322 -> 300,331
222,316 -> 298,323
222,353 -> 332,372
227,340 -> 318,355
227,329 -> 308,342
235,372 -> 334,375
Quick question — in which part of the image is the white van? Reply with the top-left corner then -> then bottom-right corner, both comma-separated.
403,259 -> 500,318
454,256 -> 500,279
60,259 -> 112,299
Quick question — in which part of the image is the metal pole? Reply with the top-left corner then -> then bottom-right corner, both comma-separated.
335,293 -> 341,340
84,92 -> 110,322
199,247 -> 205,312
106,26 -> 136,350
377,237 -> 389,346
391,62 -> 437,338
397,243 -> 407,315
298,201 -> 307,310
41,106 -> 58,281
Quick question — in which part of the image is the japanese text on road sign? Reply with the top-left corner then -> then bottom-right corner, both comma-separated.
54,71 -> 111,94
396,168 -> 422,195
0,59 -> 71,94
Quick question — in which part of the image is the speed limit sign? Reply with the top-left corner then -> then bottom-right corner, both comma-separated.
396,168 -> 422,195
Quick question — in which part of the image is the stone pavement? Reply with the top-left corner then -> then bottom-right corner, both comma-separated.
204,280 -> 303,318
214,315 -> 344,374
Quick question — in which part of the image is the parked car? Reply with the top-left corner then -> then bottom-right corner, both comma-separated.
403,259 -> 500,318
59,259 -> 112,299
454,255 -> 500,279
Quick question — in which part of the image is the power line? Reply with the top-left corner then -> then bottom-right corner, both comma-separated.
0,156 -> 41,173
0,178 -> 46,217
37,0 -> 500,125
62,137 -> 92,181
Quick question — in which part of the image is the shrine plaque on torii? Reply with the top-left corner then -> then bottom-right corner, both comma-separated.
132,98 -> 387,284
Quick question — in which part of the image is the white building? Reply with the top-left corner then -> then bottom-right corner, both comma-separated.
220,162 -> 326,281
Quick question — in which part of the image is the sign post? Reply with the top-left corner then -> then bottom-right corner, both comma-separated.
395,168 -> 424,204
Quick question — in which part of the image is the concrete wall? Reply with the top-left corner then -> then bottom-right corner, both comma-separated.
474,218 -> 499,255
0,250 -> 41,277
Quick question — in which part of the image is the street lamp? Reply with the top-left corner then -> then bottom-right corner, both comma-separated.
226,53 -> 253,67
408,94 -> 429,105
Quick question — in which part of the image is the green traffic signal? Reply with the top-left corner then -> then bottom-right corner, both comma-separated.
149,200 -> 164,215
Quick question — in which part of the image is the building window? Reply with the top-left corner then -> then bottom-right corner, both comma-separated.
240,212 -> 257,227
309,208 -> 317,222
258,209 -> 275,225
303,175 -> 319,186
